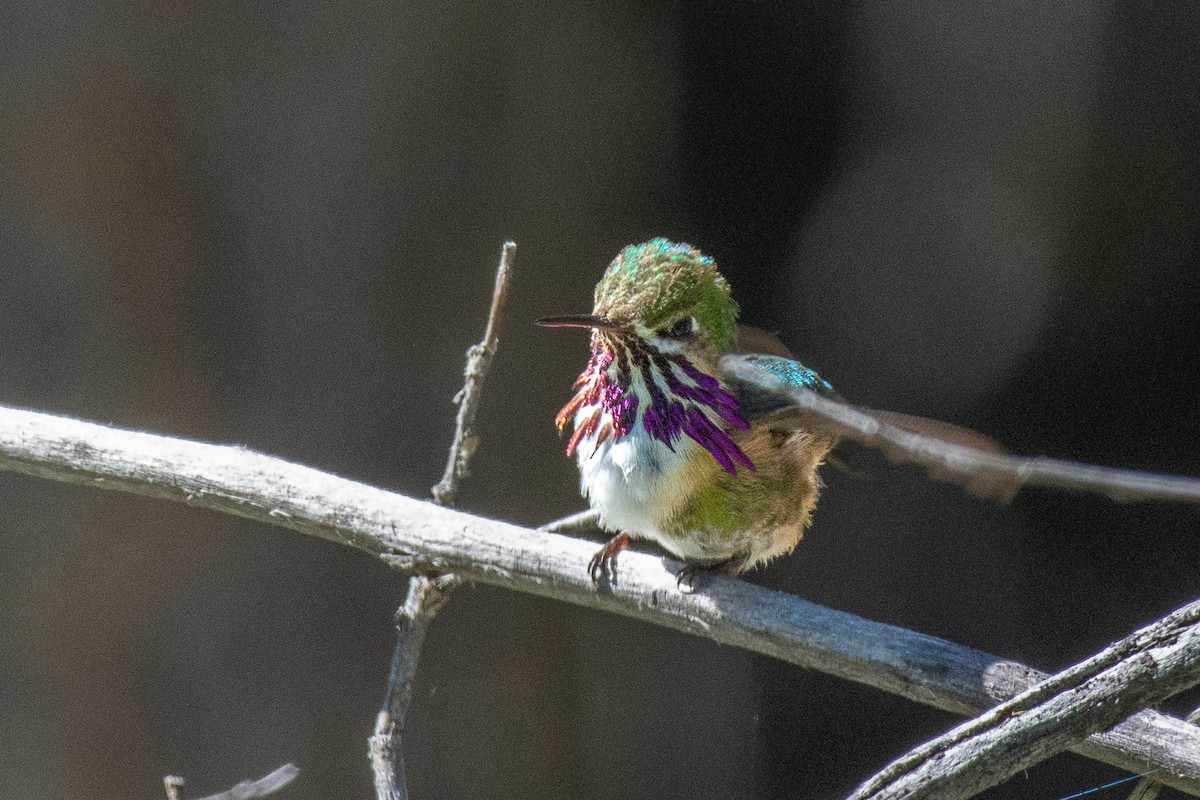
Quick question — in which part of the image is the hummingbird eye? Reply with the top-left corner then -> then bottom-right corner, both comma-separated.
656,317 -> 695,340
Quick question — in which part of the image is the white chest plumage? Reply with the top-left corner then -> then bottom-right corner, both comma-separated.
573,408 -> 696,544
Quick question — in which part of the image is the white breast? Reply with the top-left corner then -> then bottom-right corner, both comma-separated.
574,411 -> 695,540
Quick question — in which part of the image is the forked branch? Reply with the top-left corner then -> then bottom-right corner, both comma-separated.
850,598 -> 1200,800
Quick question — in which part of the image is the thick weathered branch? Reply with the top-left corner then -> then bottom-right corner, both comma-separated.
0,406 -> 1199,794
1127,706 -> 1200,800
850,598 -> 1200,800
720,356 -> 1200,505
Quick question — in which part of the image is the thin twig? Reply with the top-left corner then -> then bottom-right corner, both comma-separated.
848,598 -> 1200,800
164,764 -> 299,800
372,243 -> 513,797
1128,706 -> 1200,800
720,355 -> 1200,505
538,508 -> 602,535
369,574 -> 459,800
431,241 -> 516,506
0,409 -> 1199,794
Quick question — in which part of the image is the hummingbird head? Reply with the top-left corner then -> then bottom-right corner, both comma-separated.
593,238 -> 739,363
540,239 -> 739,368
538,239 -> 753,475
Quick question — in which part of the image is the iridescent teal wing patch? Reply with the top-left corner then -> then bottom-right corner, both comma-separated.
719,353 -> 839,421
742,354 -> 834,393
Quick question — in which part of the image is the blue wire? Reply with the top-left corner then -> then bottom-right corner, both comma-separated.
1055,769 -> 1162,800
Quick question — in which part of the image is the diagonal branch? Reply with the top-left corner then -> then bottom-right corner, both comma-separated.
720,355 -> 1200,504
849,598 -> 1200,800
0,406 -> 1199,794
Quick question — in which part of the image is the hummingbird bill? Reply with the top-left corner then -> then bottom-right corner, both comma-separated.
538,238 -> 1005,585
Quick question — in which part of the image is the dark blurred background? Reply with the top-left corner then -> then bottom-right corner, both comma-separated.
2,2 -> 1199,798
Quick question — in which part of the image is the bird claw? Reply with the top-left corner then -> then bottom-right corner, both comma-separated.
674,555 -> 747,590
588,532 -> 631,583
675,564 -> 703,591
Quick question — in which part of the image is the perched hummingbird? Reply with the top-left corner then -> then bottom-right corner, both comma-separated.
538,238 -> 843,583
539,239 -> 1009,584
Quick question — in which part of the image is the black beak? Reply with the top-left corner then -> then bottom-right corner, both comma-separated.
535,314 -> 619,330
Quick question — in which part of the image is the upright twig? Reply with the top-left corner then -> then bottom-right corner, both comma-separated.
371,241 -> 515,799
848,598 -> 1200,800
163,764 -> 298,800
431,241 -> 517,506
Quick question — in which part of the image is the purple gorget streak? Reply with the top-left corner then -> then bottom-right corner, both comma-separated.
555,333 -> 755,475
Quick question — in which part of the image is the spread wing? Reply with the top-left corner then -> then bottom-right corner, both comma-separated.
718,351 -> 1018,502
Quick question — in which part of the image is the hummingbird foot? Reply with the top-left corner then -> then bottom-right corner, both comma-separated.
588,532 -> 631,583
674,555 -> 748,590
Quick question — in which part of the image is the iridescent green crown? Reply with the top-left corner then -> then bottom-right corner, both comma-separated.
592,238 -> 738,352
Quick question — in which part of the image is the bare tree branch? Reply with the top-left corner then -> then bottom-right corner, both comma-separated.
1127,706 -> 1200,800
372,242 -> 514,797
431,241 -> 517,505
369,575 -> 459,800
849,598 -> 1200,800
0,407 -> 1199,794
164,764 -> 298,800
720,355 -> 1200,505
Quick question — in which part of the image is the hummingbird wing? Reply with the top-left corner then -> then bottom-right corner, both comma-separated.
733,325 -> 799,359
842,407 -> 1008,455
718,352 -> 1019,503
721,352 -> 843,420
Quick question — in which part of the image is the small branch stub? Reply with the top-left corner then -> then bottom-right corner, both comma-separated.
538,508 -> 602,536
163,764 -> 298,800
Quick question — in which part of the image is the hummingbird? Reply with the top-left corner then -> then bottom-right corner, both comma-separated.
538,238 -> 843,584
539,239 -> 1010,585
